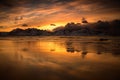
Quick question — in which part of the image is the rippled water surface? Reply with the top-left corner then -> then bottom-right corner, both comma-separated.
0,36 -> 120,80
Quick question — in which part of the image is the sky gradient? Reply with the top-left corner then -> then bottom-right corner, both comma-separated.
0,0 -> 120,31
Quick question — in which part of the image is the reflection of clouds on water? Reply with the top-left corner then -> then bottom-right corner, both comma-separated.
81,51 -> 88,59
66,41 -> 81,53
65,40 -> 88,58
22,48 -> 29,52
64,37 -> 120,57
0,36 -> 120,80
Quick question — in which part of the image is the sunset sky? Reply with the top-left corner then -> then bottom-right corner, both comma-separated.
0,0 -> 120,31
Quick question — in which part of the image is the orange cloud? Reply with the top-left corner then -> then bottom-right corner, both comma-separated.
0,0 -> 120,31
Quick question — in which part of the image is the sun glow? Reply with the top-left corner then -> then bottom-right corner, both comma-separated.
38,23 -> 66,31
36,41 -> 66,54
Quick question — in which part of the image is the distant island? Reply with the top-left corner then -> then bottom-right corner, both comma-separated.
0,19 -> 120,36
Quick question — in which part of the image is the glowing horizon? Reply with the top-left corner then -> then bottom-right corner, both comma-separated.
0,0 -> 120,32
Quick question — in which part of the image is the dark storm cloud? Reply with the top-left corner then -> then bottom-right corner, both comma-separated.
0,0 -> 120,14
94,0 -> 120,11
0,0 -> 120,8
0,0 -> 18,7
0,0 -> 27,9
22,24 -> 28,27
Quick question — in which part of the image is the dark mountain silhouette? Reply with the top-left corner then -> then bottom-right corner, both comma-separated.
0,19 -> 120,36
9,28 -> 51,36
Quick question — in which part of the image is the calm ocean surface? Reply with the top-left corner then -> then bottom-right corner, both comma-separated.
0,36 -> 120,80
